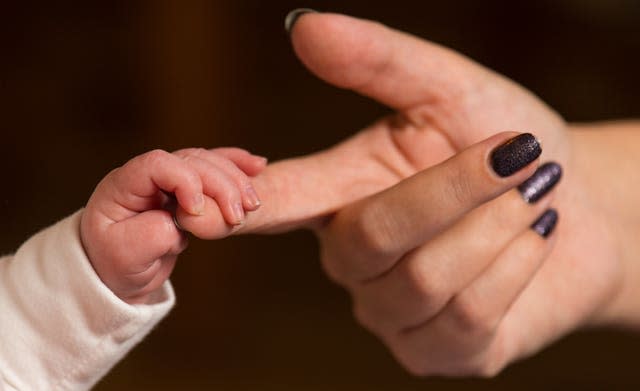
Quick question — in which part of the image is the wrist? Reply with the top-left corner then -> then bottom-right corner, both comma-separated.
568,122 -> 640,329
80,210 -> 149,305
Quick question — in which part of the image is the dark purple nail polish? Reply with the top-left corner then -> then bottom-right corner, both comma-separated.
532,209 -> 558,238
518,162 -> 562,203
285,8 -> 318,33
490,133 -> 542,177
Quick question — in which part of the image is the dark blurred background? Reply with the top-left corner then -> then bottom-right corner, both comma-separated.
2,1 -> 640,389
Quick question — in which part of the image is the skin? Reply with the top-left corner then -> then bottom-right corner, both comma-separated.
80,148 -> 266,304
81,12 -> 640,377
178,13 -> 637,376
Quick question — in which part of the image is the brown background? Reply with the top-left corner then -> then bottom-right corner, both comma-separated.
2,1 -> 640,389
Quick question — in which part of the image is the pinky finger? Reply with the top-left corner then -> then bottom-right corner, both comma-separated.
395,209 -> 558,376
443,209 -> 558,336
212,147 -> 268,176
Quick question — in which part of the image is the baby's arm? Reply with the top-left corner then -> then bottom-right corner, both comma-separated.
0,147 -> 265,390
81,148 -> 266,304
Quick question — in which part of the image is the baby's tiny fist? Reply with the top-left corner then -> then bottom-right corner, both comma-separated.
171,148 -> 265,232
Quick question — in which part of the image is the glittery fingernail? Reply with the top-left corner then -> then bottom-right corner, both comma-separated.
518,162 -> 562,203
532,209 -> 558,238
490,133 -> 542,177
285,8 -> 318,33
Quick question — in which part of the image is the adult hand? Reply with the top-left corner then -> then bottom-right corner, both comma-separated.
177,12 -> 629,375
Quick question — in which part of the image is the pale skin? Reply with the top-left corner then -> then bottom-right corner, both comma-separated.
177,12 -> 640,376
80,11 -> 640,378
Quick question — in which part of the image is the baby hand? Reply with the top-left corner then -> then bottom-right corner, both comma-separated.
80,148 -> 266,304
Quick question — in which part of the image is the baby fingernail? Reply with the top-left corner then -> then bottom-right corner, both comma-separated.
518,162 -> 563,203
532,209 -> 558,238
232,202 -> 245,225
490,133 -> 542,177
193,193 -> 205,215
285,8 -> 318,33
245,186 -> 261,209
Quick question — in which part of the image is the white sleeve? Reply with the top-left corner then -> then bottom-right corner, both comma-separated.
0,211 -> 175,391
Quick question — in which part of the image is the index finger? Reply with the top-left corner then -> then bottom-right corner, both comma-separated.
320,132 -> 542,284
106,149 -> 205,218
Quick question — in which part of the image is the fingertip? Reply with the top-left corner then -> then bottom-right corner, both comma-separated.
488,132 -> 542,178
176,189 -> 205,216
244,155 -> 268,177
229,201 -> 246,225
478,132 -> 540,188
174,198 -> 235,239
192,192 -> 205,216
290,12 -> 389,90
243,185 -> 262,210
285,8 -> 319,34
531,208 -> 558,239
518,162 -> 563,204
291,12 -> 370,49
253,155 -> 268,168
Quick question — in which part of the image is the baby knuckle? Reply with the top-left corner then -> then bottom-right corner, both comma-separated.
192,147 -> 207,154
143,149 -> 170,165
234,174 -> 252,189
171,148 -> 188,158
178,149 -> 201,164
223,183 -> 243,201
191,147 -> 209,159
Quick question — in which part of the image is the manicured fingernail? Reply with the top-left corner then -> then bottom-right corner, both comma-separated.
193,193 -> 205,215
245,186 -> 261,209
490,133 -> 542,177
518,162 -> 563,203
532,209 -> 558,238
285,8 -> 318,33
232,202 -> 245,225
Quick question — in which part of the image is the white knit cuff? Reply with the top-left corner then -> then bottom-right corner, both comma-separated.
0,211 -> 175,390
